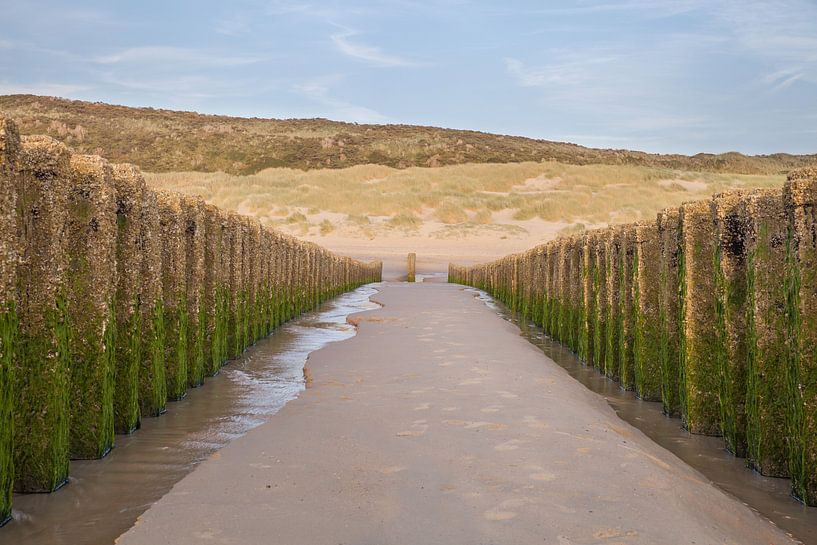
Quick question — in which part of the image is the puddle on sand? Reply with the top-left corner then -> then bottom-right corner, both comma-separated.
467,287 -> 817,545
4,284 -> 381,545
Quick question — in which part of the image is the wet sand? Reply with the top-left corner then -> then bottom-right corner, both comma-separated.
117,283 -> 799,545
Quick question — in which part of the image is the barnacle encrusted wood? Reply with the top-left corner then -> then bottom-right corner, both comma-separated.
593,231 -> 608,371
156,191 -> 188,401
14,135 -> 72,492
633,221 -> 662,401
202,205 -> 226,376
783,167 -> 817,505
111,164 -> 145,434
0,119 -> 19,523
182,195 -> 206,388
138,187 -> 166,417
605,226 -> 622,381
619,224 -> 636,390
66,154 -> 117,460
678,200 -> 721,435
657,208 -> 681,416
745,188 -> 789,477
712,190 -> 751,457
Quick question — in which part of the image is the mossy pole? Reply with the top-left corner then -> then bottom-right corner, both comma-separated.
712,191 -> 751,457
592,231 -> 608,372
783,167 -> 817,505
657,208 -> 681,416
157,191 -> 188,401
678,200 -> 721,435
0,119 -> 20,523
14,135 -> 71,493
542,243 -> 553,335
65,155 -> 117,460
226,213 -> 243,359
203,205 -> 225,376
604,227 -> 622,381
619,225 -> 636,390
111,165 -> 144,434
581,234 -> 594,365
745,189 -> 789,477
138,188 -> 166,417
183,195 -> 206,388
633,221 -> 662,401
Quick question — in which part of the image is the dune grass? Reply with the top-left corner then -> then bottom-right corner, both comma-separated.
146,161 -> 784,239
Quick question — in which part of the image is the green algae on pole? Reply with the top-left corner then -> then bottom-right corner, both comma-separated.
604,227 -> 622,382
157,191 -> 188,401
111,165 -> 145,433
783,167 -> 817,505
66,155 -> 117,460
14,136 -> 72,492
0,119 -> 19,524
592,231 -> 608,372
745,189 -> 789,477
633,221 -> 662,401
619,225 -> 636,390
138,188 -> 166,417
678,200 -> 721,435
183,195 -> 206,388
203,205 -> 227,376
712,191 -> 751,457
657,208 -> 681,416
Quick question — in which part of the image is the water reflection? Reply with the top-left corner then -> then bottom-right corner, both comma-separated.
4,284 -> 381,545
466,287 -> 816,545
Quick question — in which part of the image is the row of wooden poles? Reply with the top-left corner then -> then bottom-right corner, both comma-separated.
0,118 -> 382,524
450,167 -> 817,506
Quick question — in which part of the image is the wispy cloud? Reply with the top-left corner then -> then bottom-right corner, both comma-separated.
292,75 -> 388,122
0,82 -> 91,96
330,29 -> 419,67
95,46 -> 261,67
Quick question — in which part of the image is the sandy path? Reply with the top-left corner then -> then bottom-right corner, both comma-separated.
116,283 -> 797,545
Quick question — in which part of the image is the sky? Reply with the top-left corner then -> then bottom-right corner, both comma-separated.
1,0 -> 816,155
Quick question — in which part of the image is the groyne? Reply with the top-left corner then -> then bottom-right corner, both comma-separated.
450,167 -> 817,506
0,118 -> 381,524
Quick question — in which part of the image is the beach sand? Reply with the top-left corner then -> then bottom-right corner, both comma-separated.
116,283 -> 796,545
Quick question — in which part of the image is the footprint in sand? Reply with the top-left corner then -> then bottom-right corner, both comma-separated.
483,510 -> 517,521
481,405 -> 503,413
497,390 -> 518,399
397,420 -> 429,437
438,361 -> 455,367
459,378 -> 483,385
379,466 -> 406,475
495,439 -> 526,451
413,402 -> 431,411
529,472 -> 557,482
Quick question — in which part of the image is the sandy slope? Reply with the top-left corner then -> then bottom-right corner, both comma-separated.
116,283 -> 797,545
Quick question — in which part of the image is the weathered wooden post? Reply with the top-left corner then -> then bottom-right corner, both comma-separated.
65,155 -> 117,460
633,221 -> 662,401
619,224 -> 636,390
783,167 -> 817,505
183,195 -> 206,388
407,252 -> 416,283
157,191 -> 188,401
0,119 -> 19,522
138,188 -> 166,417
744,188 -> 789,477
111,165 -> 145,434
712,190 -> 751,456
657,208 -> 681,416
593,231 -> 608,371
678,200 -> 721,435
605,226 -> 622,381
14,135 -> 72,492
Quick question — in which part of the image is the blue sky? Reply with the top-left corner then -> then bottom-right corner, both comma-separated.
1,0 -> 816,154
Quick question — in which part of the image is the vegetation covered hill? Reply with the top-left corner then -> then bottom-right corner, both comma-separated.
1,94 -> 814,175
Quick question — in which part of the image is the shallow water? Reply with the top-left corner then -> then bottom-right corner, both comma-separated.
467,287 -> 817,545
3,284 -> 380,545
